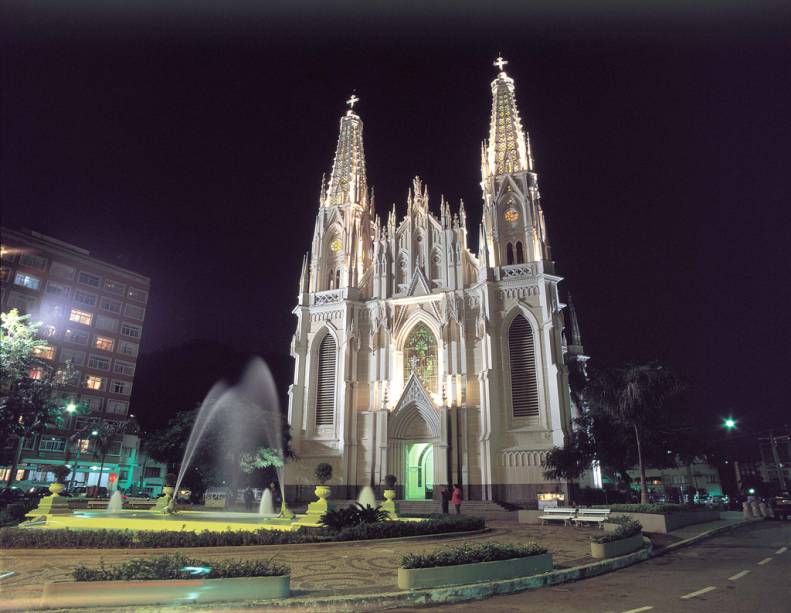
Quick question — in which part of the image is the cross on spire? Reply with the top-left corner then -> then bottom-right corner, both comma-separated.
494,55 -> 508,72
346,94 -> 359,110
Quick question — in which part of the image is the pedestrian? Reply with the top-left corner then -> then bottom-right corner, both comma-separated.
451,483 -> 462,514
269,482 -> 280,505
440,486 -> 450,514
243,487 -> 254,511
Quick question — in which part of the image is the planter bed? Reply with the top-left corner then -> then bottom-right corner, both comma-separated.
42,575 -> 290,608
398,553 -> 553,590
611,510 -> 720,534
590,533 -> 645,559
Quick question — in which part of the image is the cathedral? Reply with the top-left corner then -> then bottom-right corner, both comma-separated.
285,58 -> 588,505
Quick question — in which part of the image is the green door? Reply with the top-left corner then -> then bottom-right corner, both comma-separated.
406,443 -> 434,500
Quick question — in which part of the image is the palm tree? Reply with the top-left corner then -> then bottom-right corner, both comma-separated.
585,363 -> 681,504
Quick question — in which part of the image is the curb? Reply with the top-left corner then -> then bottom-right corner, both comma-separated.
649,517 -> 760,558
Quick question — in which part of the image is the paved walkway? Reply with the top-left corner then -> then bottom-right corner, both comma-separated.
0,520 -> 597,609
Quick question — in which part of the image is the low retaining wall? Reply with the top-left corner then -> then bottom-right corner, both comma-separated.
611,510 -> 720,534
398,553 -> 553,590
591,532 -> 644,559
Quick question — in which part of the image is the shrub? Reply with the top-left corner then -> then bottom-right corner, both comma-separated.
401,542 -> 547,569
73,552 -> 289,581
384,474 -> 397,489
314,463 -> 332,485
593,503 -> 701,514
46,465 -> 71,484
592,517 -> 642,544
334,515 -> 485,541
320,503 -> 390,532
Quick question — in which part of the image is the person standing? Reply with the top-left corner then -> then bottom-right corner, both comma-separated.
451,484 -> 462,514
243,487 -> 254,511
440,486 -> 450,514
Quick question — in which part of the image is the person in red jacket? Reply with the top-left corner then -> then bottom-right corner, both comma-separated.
451,484 -> 462,514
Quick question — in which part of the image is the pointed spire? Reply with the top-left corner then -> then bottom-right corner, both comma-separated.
323,96 -> 367,208
567,292 -> 583,347
459,199 -> 466,228
299,253 -> 309,294
485,56 -> 530,178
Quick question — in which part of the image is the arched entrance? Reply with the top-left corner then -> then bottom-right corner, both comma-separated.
405,442 -> 434,500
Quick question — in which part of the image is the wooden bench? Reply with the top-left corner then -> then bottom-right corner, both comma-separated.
573,508 -> 611,528
538,507 -> 577,525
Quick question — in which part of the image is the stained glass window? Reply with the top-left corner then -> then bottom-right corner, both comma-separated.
404,324 -> 437,393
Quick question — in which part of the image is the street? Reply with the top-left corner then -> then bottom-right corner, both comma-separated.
409,521 -> 791,613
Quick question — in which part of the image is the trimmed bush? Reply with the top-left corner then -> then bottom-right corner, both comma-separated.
335,515 -> 485,541
593,503 -> 702,514
73,552 -> 288,582
384,474 -> 397,488
314,463 -> 332,485
0,515 -> 485,548
401,542 -> 547,569
592,516 -> 642,544
320,503 -> 390,532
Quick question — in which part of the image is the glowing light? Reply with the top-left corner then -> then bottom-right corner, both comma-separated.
723,418 -> 737,430
747,487 -> 756,494
91,430 -> 99,436
65,403 -> 77,414
180,566 -> 212,576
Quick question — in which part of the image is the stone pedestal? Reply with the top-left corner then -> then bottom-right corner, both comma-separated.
382,489 -> 399,519
153,486 -> 175,513
31,483 -> 71,515
305,486 -> 335,518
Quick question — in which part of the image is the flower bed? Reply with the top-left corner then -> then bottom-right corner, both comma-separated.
1,515 -> 485,548
42,553 -> 290,607
590,517 -> 645,559
398,542 -> 552,590
592,504 -> 720,534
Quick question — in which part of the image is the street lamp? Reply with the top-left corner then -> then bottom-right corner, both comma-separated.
723,418 -> 737,430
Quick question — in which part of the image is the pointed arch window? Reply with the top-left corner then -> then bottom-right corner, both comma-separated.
508,314 -> 539,418
315,334 -> 337,426
516,241 -> 525,264
403,323 -> 437,393
335,269 -> 341,288
506,243 -> 514,265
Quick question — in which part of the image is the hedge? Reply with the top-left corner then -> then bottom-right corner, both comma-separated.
593,503 -> 704,514
401,542 -> 547,569
0,515 -> 485,549
73,552 -> 289,581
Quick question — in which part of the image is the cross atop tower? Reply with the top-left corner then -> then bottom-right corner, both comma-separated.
346,94 -> 359,110
493,55 -> 508,73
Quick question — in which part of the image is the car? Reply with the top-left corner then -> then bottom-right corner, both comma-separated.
26,486 -> 52,499
772,491 -> 791,520
0,487 -> 26,503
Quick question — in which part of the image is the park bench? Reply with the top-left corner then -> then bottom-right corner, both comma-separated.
573,508 -> 611,528
538,507 -> 577,525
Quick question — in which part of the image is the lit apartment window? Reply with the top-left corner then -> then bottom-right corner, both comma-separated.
94,335 -> 114,351
84,375 -> 106,391
69,308 -> 93,326
45,281 -> 72,297
14,272 -> 40,290
120,322 -> 141,338
107,400 -> 128,415
77,438 -> 92,452
64,328 -> 89,346
33,345 -> 56,360
39,436 -> 66,452
117,340 -> 139,357
60,348 -> 86,366
111,379 -> 131,395
100,298 -> 122,314
113,360 -> 135,376
87,355 -> 111,370
19,254 -> 48,270
77,271 -> 101,288
49,261 -> 76,280
123,303 -> 145,320
29,367 -> 44,380
126,287 -> 148,303
74,290 -> 97,306
95,315 -> 119,332
102,279 -> 126,296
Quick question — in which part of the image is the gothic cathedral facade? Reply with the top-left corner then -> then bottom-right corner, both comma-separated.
285,60 -> 584,504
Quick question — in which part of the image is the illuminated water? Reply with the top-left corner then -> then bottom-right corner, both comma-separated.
357,486 -> 377,509
107,490 -> 123,512
259,488 -> 275,515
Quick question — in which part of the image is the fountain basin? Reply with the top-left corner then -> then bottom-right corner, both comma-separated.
23,509 -> 305,532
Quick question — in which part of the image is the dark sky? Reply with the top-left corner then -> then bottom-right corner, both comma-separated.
2,3 -> 790,429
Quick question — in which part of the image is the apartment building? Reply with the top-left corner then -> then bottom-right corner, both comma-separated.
1,228 -> 150,491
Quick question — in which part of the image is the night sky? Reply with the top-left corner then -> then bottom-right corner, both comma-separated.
2,3 -> 790,430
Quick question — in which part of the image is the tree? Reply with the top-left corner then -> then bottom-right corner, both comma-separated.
543,417 -> 596,483
1,309 -> 77,486
91,420 -> 127,495
585,362 -> 683,504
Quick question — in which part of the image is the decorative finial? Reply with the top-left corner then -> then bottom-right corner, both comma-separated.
346,94 -> 359,110
494,55 -> 508,73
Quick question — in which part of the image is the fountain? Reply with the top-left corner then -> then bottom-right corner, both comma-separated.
259,488 -> 275,516
23,358 -> 305,532
357,486 -> 377,509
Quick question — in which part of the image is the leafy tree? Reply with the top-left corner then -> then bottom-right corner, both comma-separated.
1,309 -> 77,485
543,417 -> 596,483
91,420 -> 128,495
